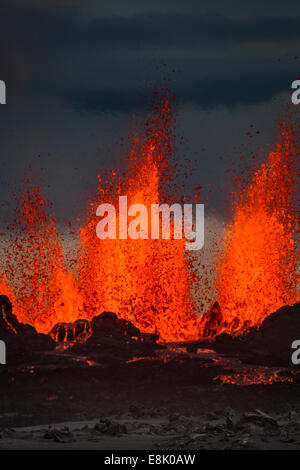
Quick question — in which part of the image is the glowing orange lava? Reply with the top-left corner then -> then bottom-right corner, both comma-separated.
3,177 -> 83,331
0,96 -> 298,341
216,119 -> 299,333
1,94 -> 200,341
77,96 -> 198,341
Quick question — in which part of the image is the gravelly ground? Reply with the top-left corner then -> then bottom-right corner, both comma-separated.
1,407 -> 300,450
1,344 -> 300,449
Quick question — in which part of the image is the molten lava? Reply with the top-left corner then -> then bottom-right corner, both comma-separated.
1,94 -> 200,341
3,177 -> 83,331
0,95 -> 298,341
216,119 -> 299,333
77,96 -> 198,341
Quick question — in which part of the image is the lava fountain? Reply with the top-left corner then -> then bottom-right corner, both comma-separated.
2,93 -> 200,341
0,94 -> 298,341
216,118 -> 299,333
77,94 -> 199,341
2,174 -> 83,332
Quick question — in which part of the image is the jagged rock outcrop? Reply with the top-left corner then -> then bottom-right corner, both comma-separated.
197,302 -> 300,367
50,319 -> 90,342
70,311 -> 161,365
89,311 -> 141,342
0,295 -> 55,363
198,301 -> 223,337
240,302 -> 300,366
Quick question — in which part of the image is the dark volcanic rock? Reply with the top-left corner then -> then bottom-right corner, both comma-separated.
50,312 -> 141,344
118,319 -> 141,341
70,311 -> 161,365
0,295 -> 19,335
0,295 -> 55,364
91,311 -> 118,331
50,319 -> 90,342
198,301 -> 223,337
197,302 -> 300,367
241,303 -> 300,366
50,322 -> 74,342
74,319 -> 90,337
90,311 -> 140,342
141,331 -> 159,344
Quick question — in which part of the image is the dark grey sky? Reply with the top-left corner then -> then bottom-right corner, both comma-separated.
0,0 -> 299,223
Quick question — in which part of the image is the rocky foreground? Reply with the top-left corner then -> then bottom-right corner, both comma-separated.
1,406 -> 300,450
196,302 -> 300,367
1,296 -> 300,449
